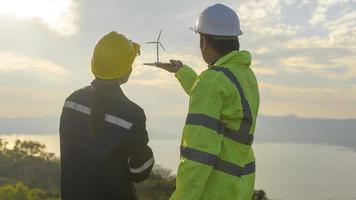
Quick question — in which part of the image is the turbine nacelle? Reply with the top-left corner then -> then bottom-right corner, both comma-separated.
146,42 -> 166,51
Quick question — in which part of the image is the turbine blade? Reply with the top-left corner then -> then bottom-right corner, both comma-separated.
146,42 -> 158,44
159,42 -> 166,51
157,30 -> 162,41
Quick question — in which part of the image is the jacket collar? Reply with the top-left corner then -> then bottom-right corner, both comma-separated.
211,50 -> 252,68
91,78 -> 120,87
91,78 -> 126,97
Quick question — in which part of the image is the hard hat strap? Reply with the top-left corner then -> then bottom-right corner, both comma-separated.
209,35 -> 239,40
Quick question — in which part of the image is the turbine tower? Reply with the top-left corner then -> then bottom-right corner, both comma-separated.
146,30 -> 166,63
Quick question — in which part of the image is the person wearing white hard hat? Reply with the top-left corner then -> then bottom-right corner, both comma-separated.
157,3 -> 260,200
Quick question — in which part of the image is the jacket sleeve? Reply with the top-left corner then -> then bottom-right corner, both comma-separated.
175,65 -> 198,96
128,109 -> 154,183
170,70 -> 225,200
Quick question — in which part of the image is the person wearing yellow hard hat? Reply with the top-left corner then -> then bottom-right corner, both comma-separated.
59,31 -> 154,200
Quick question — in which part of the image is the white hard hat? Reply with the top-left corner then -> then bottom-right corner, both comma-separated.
191,4 -> 242,37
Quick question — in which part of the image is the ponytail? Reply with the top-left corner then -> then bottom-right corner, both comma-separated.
90,82 -> 116,136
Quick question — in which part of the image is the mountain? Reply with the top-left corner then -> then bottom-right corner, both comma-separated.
1,115 -> 355,150
255,115 -> 356,150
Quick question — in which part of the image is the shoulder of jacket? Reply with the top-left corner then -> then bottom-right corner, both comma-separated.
111,96 -> 146,122
194,68 -> 231,88
66,85 -> 93,102
127,100 -> 145,116
200,68 -> 232,81
192,68 -> 239,99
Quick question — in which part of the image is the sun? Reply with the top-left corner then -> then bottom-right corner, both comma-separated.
0,0 -> 78,35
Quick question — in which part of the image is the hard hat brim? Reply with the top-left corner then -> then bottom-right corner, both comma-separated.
189,26 -> 243,37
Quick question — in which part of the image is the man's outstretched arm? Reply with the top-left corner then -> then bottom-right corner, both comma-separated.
156,60 -> 198,95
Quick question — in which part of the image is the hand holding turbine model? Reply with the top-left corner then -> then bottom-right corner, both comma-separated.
143,30 -> 182,73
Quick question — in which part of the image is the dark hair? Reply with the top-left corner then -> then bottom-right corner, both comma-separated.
90,83 -> 116,136
201,34 -> 240,55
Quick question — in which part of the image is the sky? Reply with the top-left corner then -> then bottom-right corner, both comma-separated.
0,0 -> 355,119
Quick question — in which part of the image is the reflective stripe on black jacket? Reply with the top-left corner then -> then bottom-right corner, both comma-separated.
59,79 -> 154,200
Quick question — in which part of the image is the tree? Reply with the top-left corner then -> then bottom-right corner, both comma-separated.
0,139 -> 8,152
0,139 -> 60,192
253,189 -> 269,200
136,165 -> 176,200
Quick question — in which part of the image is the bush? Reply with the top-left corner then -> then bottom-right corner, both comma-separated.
136,165 -> 176,200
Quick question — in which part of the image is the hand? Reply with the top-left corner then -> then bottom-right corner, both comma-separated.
156,60 -> 183,73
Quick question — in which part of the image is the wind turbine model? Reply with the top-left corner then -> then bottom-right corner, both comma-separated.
143,30 -> 168,66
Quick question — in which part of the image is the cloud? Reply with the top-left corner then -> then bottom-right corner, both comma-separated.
259,82 -> 356,118
0,52 -> 67,77
0,0 -> 79,36
279,55 -> 354,80
128,53 -> 207,88
235,0 -> 301,37
254,48 -> 273,54
252,59 -> 278,76
253,67 -> 278,76
239,0 -> 356,82
238,0 -> 282,22
0,85 -> 66,118
310,0 -> 354,25
0,52 -> 74,118
260,81 -> 356,103
129,64 -> 178,88
287,10 -> 356,49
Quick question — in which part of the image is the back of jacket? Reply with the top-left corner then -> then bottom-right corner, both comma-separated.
59,80 -> 154,200
170,50 -> 259,200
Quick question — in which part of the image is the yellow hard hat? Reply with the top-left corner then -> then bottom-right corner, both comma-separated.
91,31 -> 140,80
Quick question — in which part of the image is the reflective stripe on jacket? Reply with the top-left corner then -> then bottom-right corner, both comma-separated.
170,50 -> 260,200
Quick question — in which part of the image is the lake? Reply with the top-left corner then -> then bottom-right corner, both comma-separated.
1,134 -> 356,200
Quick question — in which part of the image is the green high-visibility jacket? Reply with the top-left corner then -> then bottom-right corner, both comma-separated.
170,50 -> 260,200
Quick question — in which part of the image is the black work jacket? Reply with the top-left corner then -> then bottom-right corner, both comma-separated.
59,79 -> 154,200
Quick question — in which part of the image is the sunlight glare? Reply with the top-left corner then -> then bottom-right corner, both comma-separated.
0,0 -> 78,35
